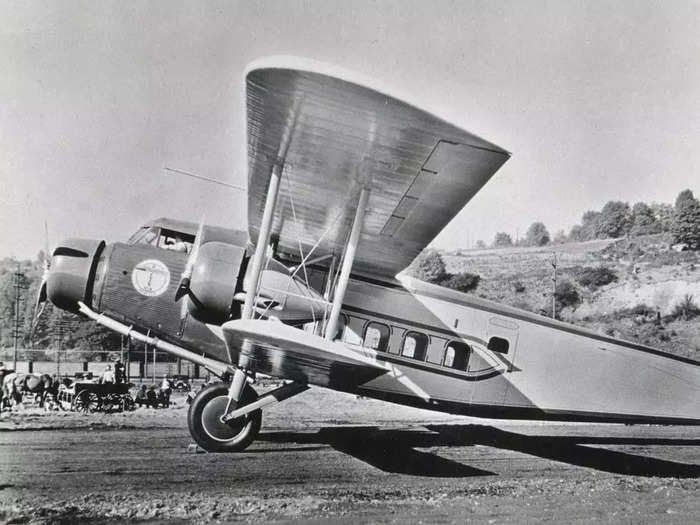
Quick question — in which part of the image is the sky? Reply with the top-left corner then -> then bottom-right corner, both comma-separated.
1,0 -> 699,260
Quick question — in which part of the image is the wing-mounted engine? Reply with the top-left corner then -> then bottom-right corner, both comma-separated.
185,241 -> 247,325
184,244 -> 329,325
177,221 -> 328,326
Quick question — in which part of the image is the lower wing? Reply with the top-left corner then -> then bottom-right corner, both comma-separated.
221,320 -> 387,391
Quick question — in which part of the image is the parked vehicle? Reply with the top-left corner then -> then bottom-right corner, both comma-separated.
171,375 -> 191,392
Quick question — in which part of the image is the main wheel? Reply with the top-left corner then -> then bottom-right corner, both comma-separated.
187,382 -> 261,453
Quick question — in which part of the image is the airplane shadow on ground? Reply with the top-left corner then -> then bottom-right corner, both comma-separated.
258,424 -> 700,478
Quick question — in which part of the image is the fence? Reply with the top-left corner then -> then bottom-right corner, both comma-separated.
6,360 -> 203,380
1,346 -> 204,380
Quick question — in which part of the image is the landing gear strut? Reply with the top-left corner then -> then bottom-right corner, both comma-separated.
187,382 -> 261,452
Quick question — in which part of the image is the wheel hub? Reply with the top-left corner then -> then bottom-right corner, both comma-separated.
201,395 -> 247,442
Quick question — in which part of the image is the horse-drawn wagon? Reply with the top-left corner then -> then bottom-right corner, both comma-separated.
58,382 -> 135,413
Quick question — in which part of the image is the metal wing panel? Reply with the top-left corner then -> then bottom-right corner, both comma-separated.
221,319 -> 386,390
246,63 -> 510,277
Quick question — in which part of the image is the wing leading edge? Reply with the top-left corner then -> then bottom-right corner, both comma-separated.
246,59 -> 510,278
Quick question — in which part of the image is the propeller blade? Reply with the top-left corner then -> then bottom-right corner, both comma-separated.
44,220 -> 51,271
32,221 -> 52,332
179,294 -> 189,322
175,215 -> 204,302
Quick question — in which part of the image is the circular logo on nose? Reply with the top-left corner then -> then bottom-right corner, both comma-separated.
131,259 -> 171,297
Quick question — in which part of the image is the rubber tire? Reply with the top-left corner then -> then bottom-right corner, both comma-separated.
187,382 -> 261,453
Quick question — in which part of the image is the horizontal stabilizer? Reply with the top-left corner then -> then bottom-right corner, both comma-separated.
222,319 -> 386,390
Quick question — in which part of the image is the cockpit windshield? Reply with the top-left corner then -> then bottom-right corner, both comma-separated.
127,226 -> 195,254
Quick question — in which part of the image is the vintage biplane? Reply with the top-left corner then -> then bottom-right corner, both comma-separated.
38,57 -> 700,452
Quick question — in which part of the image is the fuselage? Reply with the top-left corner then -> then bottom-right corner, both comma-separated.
46,219 -> 700,426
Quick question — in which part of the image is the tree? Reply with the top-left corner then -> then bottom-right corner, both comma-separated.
568,224 -> 585,242
493,232 -> 513,248
409,249 -> 447,283
597,201 -> 631,238
552,229 -> 567,244
671,192 -> 700,248
581,210 -> 601,240
675,189 -> 695,209
525,222 -> 550,246
630,202 -> 661,235
651,202 -> 674,232
475,240 -> 486,249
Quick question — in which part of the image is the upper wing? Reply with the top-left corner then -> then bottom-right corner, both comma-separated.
221,319 -> 386,391
246,57 -> 510,278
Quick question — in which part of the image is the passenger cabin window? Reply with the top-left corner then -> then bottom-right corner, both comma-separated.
401,331 -> 428,361
343,316 -> 363,346
444,341 -> 470,371
487,336 -> 510,354
363,322 -> 390,352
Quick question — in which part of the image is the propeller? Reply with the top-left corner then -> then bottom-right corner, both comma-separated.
33,221 -> 51,328
174,216 -> 206,323
175,216 -> 205,303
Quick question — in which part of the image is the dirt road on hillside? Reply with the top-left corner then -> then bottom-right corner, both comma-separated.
1,390 -> 700,523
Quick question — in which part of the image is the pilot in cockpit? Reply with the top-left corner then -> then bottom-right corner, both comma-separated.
165,235 -> 189,253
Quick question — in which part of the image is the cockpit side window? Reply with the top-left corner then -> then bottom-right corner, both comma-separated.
157,229 -> 194,253
128,226 -> 160,246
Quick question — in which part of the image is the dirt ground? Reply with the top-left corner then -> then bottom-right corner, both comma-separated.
1,388 -> 700,524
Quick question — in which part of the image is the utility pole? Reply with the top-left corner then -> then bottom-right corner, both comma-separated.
12,264 -> 25,370
551,252 -> 558,319
125,336 -> 131,383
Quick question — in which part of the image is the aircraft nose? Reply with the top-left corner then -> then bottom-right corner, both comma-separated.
46,238 -> 105,312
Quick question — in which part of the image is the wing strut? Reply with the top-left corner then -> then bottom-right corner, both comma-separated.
324,186 -> 369,340
225,161 -> 284,405
242,162 -> 282,322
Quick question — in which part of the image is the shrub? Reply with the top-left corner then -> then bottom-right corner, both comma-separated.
493,232 -> 513,248
629,303 -> 653,316
410,249 -> 447,283
554,280 -> 580,310
574,266 -> 618,289
670,294 -> 700,320
441,272 -> 480,293
511,280 -> 526,293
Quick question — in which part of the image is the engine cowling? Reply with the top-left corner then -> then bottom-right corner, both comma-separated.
187,242 -> 247,324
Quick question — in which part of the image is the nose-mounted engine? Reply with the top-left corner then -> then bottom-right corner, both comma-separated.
41,221 -> 327,345
46,239 -> 106,312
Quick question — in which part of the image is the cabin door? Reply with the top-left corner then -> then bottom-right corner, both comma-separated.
469,316 -> 520,406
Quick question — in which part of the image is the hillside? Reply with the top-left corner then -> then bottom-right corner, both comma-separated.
443,234 -> 700,360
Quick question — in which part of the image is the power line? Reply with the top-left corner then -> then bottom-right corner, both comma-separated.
164,166 -> 246,192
